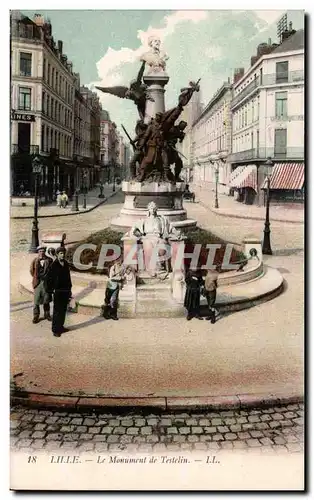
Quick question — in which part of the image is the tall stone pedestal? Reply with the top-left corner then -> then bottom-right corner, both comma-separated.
143,73 -> 169,123
110,181 -> 197,232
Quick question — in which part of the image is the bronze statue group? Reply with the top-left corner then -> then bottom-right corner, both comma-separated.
96,61 -> 200,183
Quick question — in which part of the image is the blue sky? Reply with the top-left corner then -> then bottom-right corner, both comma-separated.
23,9 -> 304,138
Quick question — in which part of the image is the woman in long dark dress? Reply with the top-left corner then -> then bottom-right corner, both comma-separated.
184,269 -> 204,320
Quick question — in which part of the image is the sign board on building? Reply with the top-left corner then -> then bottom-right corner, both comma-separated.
11,112 -> 35,122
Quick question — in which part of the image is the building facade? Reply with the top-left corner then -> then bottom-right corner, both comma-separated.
10,11 -> 101,201
187,81 -> 232,195
10,11 -> 76,199
99,111 -> 119,183
229,26 -> 304,204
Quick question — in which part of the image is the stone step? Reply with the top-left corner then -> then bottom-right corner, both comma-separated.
19,265 -> 283,319
137,284 -> 171,291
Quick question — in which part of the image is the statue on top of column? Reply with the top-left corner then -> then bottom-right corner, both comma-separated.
140,35 -> 169,75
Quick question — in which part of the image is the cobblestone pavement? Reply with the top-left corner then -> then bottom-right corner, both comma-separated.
10,403 -> 304,454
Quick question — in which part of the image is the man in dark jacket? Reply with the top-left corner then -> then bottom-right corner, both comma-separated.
29,245 -> 52,324
46,247 -> 72,337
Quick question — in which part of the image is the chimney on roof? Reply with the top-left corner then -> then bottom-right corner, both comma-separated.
33,13 -> 45,26
281,21 -> 296,42
44,19 -> 52,36
251,55 -> 258,66
233,67 -> 244,84
57,40 -> 63,54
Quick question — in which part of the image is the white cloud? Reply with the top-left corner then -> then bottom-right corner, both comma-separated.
89,10 -> 208,124
137,10 -> 208,46
255,10 -> 285,26
91,10 -> 208,89
204,46 -> 222,59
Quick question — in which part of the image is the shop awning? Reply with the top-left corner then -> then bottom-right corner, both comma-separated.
229,164 -> 258,192
261,163 -> 304,190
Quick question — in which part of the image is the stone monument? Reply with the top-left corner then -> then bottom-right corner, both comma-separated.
96,35 -> 200,231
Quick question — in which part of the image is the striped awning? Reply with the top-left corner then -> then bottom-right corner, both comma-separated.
261,163 -> 304,190
229,164 -> 258,192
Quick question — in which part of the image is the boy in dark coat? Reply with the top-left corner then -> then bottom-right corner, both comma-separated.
46,247 -> 72,337
184,269 -> 204,321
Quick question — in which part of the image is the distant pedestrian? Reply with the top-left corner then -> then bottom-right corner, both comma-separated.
203,265 -> 220,324
61,191 -> 68,208
29,245 -> 52,324
56,191 -> 62,208
184,268 -> 204,321
100,258 -> 125,320
46,247 -> 72,337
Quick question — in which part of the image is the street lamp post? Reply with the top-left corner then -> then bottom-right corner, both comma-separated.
29,156 -> 42,253
262,157 -> 274,255
214,165 -> 219,209
112,162 -> 116,192
83,187 -> 87,209
71,188 -> 79,211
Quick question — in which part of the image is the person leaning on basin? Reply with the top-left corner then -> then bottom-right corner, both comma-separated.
202,265 -> 220,324
29,245 -> 53,324
46,247 -> 72,337
100,257 -> 128,321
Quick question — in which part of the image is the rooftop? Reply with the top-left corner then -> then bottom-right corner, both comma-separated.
272,29 -> 304,53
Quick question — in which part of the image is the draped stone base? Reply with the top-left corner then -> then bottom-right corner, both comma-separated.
110,181 -> 197,232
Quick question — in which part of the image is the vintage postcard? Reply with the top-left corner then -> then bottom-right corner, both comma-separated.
10,8 -> 304,491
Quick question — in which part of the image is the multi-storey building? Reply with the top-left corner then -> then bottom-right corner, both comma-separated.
117,133 -> 131,181
99,111 -> 119,183
178,90 -> 203,184
229,24 -> 304,204
10,11 -> 102,202
77,85 -> 101,190
10,11 -> 76,200
189,81 -> 232,195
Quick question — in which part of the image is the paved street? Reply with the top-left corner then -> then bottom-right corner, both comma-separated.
10,184 -> 118,219
10,190 -> 124,253
10,189 -> 304,254
192,184 -> 304,223
10,403 -> 304,454
10,192 -> 304,400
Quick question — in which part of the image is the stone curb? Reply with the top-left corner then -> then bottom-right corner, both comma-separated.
11,188 -> 121,220
198,201 -> 304,225
11,391 -> 303,412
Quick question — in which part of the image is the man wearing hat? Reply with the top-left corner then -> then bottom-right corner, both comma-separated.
46,246 -> 72,337
29,246 -> 52,324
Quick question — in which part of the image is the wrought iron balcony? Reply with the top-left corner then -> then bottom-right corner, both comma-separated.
229,147 -> 304,163
231,70 -> 304,108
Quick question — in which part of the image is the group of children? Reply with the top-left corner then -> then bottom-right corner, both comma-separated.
99,260 -> 219,323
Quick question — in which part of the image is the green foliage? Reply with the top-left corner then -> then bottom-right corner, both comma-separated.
66,226 -> 246,274
67,228 -> 124,275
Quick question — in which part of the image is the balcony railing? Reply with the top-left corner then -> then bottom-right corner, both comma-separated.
232,70 -> 304,108
229,147 -> 304,163
11,144 -> 39,155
